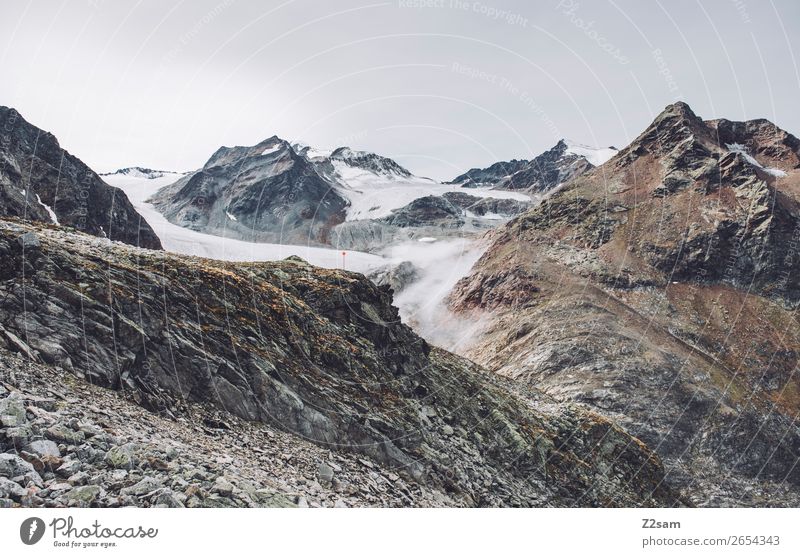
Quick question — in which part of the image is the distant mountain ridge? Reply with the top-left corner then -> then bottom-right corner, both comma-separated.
101,167 -> 185,180
449,139 -> 617,193
148,136 -> 348,245
148,136 -> 508,246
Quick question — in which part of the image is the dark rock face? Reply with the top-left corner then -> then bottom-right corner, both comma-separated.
367,261 -> 420,294
0,107 -> 162,249
377,195 -> 464,228
330,192 -> 530,252
503,140 -> 594,192
448,159 -> 530,187
149,137 -> 348,245
0,218 -> 679,507
372,193 -> 528,231
449,102 -> 800,506
0,349 -> 457,508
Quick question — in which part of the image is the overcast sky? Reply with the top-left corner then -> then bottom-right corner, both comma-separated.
2,0 -> 799,180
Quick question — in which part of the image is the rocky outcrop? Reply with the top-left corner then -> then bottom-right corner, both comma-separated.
331,193 -> 529,252
0,350 -> 465,508
441,191 -> 530,217
149,137 -> 348,245
0,217 -> 678,507
367,261 -> 419,294
0,107 -> 162,249
449,102 -> 800,506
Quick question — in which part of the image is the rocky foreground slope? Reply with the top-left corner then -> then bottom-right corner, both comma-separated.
0,217 -> 678,507
0,349 -> 460,508
449,102 -> 800,506
0,107 -> 162,250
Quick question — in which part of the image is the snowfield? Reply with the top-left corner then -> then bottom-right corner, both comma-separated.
329,159 -> 531,221
260,144 -> 283,156
106,173 -> 388,274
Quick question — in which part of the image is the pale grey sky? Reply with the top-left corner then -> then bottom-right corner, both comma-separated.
2,0 -> 799,180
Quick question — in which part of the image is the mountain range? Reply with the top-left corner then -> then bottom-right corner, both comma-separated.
1,101 -> 799,507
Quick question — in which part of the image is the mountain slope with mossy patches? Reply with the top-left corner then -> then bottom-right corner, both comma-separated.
0,216 -> 678,507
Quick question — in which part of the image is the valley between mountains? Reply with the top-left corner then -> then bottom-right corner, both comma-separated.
1,102 -> 799,507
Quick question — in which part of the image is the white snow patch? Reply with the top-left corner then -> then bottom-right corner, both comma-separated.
260,144 -> 282,156
563,140 -> 618,166
726,143 -> 787,177
417,237 -> 437,243
225,210 -> 238,222
35,194 -> 59,225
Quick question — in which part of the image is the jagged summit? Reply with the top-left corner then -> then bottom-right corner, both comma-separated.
203,135 -> 294,169
608,101 -> 799,183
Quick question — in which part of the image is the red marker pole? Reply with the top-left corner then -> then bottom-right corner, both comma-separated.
341,251 -> 346,270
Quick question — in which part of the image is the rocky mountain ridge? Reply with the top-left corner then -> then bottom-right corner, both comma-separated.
100,167 -> 185,180
149,136 -> 348,245
0,107 -> 162,250
148,136 -> 535,254
448,102 -> 800,505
